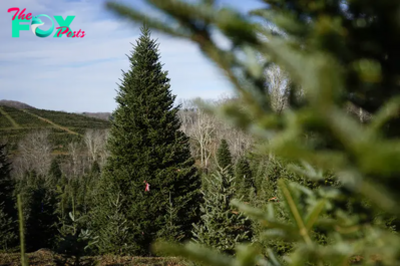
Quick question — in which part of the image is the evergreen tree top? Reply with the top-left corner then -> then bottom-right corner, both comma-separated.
216,139 -> 232,170
139,24 -> 151,37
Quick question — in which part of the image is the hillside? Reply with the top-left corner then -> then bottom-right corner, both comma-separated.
0,105 -> 111,153
0,99 -> 34,109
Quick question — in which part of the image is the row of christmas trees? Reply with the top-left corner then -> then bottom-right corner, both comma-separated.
0,140 -> 262,256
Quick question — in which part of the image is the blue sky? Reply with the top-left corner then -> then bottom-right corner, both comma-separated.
0,0 -> 264,112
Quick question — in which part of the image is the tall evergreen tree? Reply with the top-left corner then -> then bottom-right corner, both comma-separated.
95,25 -> 201,255
216,139 -> 233,175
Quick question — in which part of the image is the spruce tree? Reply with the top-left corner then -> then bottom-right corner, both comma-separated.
216,139 -> 233,175
96,25 -> 201,255
192,168 -> 251,254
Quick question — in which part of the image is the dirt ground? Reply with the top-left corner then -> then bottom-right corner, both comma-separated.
0,249 -> 186,266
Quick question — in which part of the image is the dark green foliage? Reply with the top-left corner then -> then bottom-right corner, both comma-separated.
192,168 -> 251,254
156,193 -> 185,244
90,161 -> 100,175
249,155 -> 338,255
0,203 -> 17,252
248,156 -> 293,256
54,171 -> 99,263
26,184 -> 58,251
0,144 -> 17,251
90,181 -> 130,255
235,156 -> 254,202
16,172 -> 59,251
0,144 -> 15,219
49,157 -> 63,180
95,26 -> 201,255
216,139 -> 233,175
56,210 -> 98,266
55,171 -> 99,234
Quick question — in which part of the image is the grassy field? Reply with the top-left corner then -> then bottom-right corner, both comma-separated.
0,106 -> 110,153
0,250 -> 185,266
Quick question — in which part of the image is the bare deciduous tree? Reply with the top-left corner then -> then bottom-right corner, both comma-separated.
178,98 -> 253,170
84,129 -> 108,164
267,64 -> 290,113
14,130 -> 53,178
68,141 -> 81,177
178,99 -> 217,169
98,129 -> 110,167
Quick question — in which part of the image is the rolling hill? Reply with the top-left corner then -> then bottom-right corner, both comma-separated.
0,102 -> 111,153
0,100 -> 34,109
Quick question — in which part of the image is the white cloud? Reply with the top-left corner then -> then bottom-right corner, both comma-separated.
0,0 -> 234,112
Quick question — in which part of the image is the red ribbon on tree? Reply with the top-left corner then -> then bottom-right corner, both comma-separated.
144,180 -> 150,192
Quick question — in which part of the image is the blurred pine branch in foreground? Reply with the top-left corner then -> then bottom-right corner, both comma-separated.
104,0 -> 400,265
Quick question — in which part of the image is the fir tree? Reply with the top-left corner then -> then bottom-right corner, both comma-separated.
156,192 -> 185,244
235,156 -> 255,202
91,180 -> 130,255
56,207 -> 98,266
96,25 -> 201,255
192,168 -> 251,254
216,139 -> 233,175
49,157 -> 62,180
